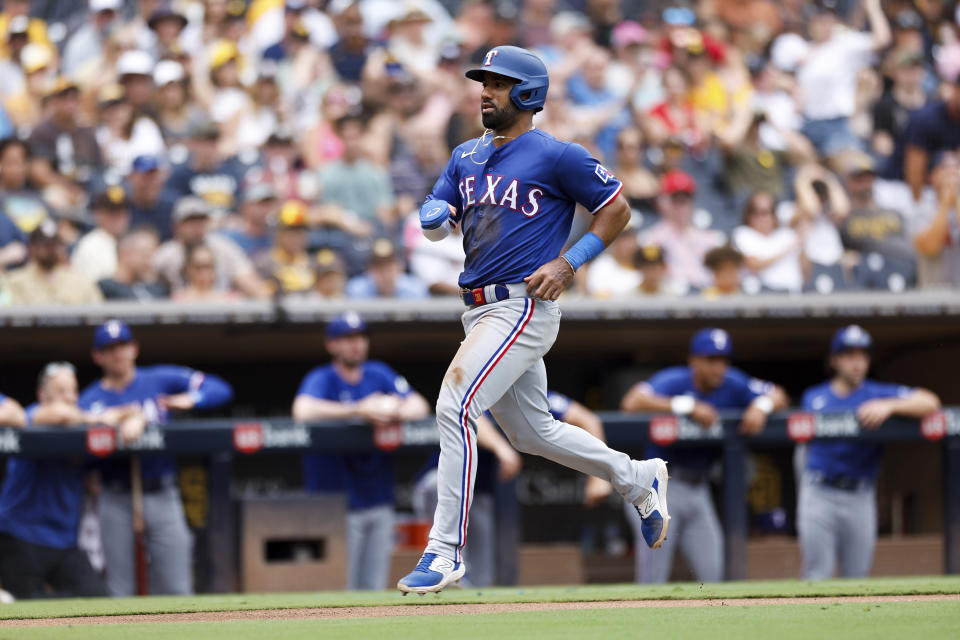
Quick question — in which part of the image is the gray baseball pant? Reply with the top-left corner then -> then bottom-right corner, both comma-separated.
99,485 -> 193,596
797,473 -> 876,579
414,468 -> 496,586
346,504 -> 395,590
425,293 -> 655,564
623,477 -> 724,583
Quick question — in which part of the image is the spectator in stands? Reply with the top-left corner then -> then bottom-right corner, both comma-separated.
798,325 -> 940,580
220,182 -> 278,259
256,200 -> 315,296
0,0 -> 51,60
644,66 -> 705,152
79,320 -> 233,596
0,15 -> 30,101
733,190 -> 803,293
346,238 -> 428,300
701,246 -> 746,299
794,0 -> 890,157
61,0 -> 122,78
3,41 -> 49,130
162,120 -> 242,218
872,50 -> 927,178
635,244 -> 685,296
7,220 -> 103,305
154,60 -> 202,144
0,137 -> 50,234
586,229 -> 640,298
153,197 -> 269,298
311,248 -> 347,300
28,77 -> 102,206
718,91 -> 814,204
96,84 -> 166,177
319,114 -> 396,231
837,153 -> 916,281
293,312 -> 430,590
614,127 -> 659,215
146,4 -> 188,61
115,49 -> 156,116
786,163 -> 849,273
902,73 -> 960,200
98,227 -> 168,301
328,2 -> 370,84
0,361 -> 144,600
172,242 -> 241,303
621,328 -> 788,583
125,155 -> 177,241
911,152 -> 960,288
641,170 -> 722,290
72,187 -> 131,284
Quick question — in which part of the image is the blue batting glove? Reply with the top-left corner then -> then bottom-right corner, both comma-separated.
420,199 -> 452,230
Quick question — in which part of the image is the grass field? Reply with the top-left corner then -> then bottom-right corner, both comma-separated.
0,577 -> 957,640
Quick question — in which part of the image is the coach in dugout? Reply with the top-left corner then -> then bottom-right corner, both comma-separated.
0,362 -> 146,599
293,311 -> 430,590
79,320 -> 233,596
798,325 -> 940,579
620,328 -> 788,583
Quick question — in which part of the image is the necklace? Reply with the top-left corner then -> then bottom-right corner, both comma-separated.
490,125 -> 535,141
461,126 -> 535,165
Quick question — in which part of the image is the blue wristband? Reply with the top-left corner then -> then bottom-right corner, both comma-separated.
562,232 -> 605,271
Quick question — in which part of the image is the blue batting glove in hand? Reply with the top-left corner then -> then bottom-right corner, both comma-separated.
420,199 -> 452,229
420,199 -> 456,241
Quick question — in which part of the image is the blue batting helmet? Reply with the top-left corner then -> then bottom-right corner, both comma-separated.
466,46 -> 549,112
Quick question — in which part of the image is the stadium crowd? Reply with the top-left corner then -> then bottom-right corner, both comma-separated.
0,0 -> 957,305
0,0 -> 956,600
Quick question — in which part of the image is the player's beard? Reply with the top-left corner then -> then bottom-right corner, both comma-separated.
482,100 -> 521,131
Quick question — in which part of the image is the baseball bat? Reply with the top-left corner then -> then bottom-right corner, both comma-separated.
130,455 -> 149,596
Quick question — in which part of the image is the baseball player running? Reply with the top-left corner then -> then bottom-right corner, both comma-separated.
398,45 -> 668,595
798,326 -> 940,579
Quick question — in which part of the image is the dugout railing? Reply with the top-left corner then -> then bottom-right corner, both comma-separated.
1,409 -> 958,590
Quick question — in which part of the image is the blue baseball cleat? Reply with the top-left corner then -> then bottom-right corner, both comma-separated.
397,553 -> 466,595
634,458 -> 670,549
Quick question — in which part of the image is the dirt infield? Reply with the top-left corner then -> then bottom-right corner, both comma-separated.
2,594 -> 956,627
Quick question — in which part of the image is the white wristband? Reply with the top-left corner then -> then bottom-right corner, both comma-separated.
670,395 -> 695,415
752,395 -> 775,415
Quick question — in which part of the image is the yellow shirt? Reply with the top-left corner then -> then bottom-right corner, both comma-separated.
6,263 -> 104,305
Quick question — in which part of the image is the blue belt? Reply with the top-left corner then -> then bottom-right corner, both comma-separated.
461,284 -> 511,307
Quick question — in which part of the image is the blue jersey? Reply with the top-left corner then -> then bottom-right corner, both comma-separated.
418,391 -> 572,494
427,129 -> 622,288
298,361 -> 412,511
78,366 -> 233,484
802,379 -> 912,480
0,405 -> 86,549
641,366 -> 773,471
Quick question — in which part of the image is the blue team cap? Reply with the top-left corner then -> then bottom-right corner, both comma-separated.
325,312 -> 367,339
689,328 -> 733,357
131,154 -> 161,173
830,325 -> 872,354
93,319 -> 134,350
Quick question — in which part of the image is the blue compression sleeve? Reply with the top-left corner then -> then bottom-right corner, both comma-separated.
562,232 -> 605,271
